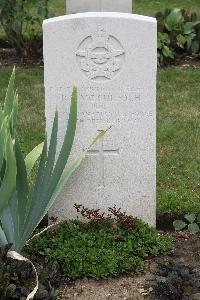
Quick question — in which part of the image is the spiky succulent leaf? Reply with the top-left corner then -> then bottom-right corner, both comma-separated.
19,88 -> 78,250
0,71 -> 106,254
0,130 -> 17,213
0,224 -> 8,246
25,142 -> 44,176
4,68 -> 15,118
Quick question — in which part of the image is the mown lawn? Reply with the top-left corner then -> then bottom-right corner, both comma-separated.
49,0 -> 200,17
0,67 -> 199,217
134,0 -> 200,16
0,68 -> 45,154
157,67 -> 200,216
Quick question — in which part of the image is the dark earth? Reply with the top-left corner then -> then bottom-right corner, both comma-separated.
0,42 -> 43,68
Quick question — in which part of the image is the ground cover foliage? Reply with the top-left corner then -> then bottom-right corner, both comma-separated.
27,206 -> 174,280
0,206 -> 173,299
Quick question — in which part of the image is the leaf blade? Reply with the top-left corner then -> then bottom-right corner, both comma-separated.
188,223 -> 199,234
184,213 -> 196,224
25,142 -> 44,176
0,132 -> 17,214
173,220 -> 186,231
4,67 -> 15,117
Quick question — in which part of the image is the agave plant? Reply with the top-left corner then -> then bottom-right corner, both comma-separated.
0,69 -> 106,252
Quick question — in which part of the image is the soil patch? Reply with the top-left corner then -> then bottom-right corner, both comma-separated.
0,46 -> 43,68
58,234 -> 200,300
174,55 -> 200,69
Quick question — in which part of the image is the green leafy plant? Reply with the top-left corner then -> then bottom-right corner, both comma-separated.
27,206 -> 174,280
173,213 -> 200,234
0,0 -> 52,57
0,68 -> 106,253
149,259 -> 200,299
156,8 -> 200,65
157,32 -> 174,66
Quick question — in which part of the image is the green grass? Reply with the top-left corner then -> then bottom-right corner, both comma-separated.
49,0 -> 65,16
0,66 -> 199,217
134,0 -> 200,16
21,0 -> 200,20
48,0 -> 200,17
157,67 -> 200,216
0,68 -> 45,155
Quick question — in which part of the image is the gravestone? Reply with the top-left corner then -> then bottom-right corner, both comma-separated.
67,0 -> 132,14
43,12 -> 157,226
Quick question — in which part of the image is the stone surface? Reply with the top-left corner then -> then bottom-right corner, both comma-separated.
43,12 -> 157,226
67,0 -> 132,14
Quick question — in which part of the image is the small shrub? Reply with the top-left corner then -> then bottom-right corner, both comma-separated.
156,8 -> 200,65
149,259 -> 200,300
27,206 -> 174,279
157,32 -> 174,66
0,0 -> 52,57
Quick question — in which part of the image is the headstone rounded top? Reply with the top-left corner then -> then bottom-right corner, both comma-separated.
43,12 -> 156,26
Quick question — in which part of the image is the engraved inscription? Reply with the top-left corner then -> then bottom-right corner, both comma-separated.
76,25 -> 125,81
47,85 -> 153,124
78,111 -> 153,123
87,133 -> 119,187
50,86 -> 142,103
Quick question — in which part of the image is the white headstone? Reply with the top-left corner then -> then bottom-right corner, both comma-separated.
67,0 -> 132,14
43,13 -> 157,226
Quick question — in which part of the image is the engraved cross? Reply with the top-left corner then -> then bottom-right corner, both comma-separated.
87,132 -> 119,187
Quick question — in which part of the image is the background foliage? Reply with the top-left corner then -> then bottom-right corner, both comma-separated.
157,8 -> 200,65
0,0 -> 200,63
0,0 -> 51,57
